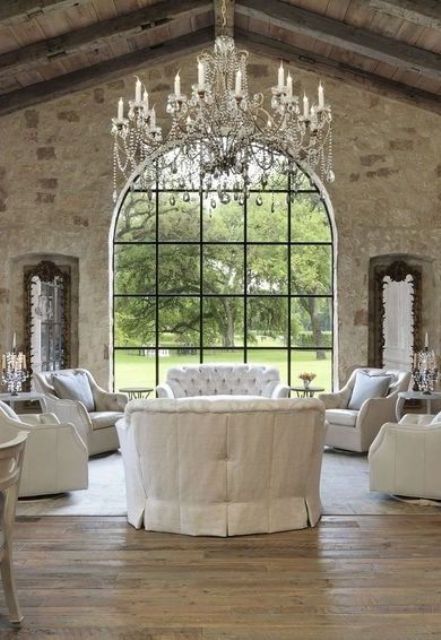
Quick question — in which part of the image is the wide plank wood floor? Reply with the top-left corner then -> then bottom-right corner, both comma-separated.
1,514 -> 441,639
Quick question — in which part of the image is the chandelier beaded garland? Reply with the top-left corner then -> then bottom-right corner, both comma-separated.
111,35 -> 334,204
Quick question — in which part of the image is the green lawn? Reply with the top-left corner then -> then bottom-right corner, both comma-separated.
114,349 -> 332,392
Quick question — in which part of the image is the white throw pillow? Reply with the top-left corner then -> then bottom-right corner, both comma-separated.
52,371 -> 95,411
347,372 -> 392,410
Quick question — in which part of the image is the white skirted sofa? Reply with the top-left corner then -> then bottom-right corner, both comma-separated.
318,367 -> 411,452
117,397 -> 326,536
156,364 -> 290,399
34,368 -> 128,456
0,400 -> 88,497
369,412 -> 441,500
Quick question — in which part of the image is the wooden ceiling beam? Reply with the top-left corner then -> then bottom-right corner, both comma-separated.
0,0 -> 212,77
214,0 -> 235,37
0,0 -> 88,24
235,29 -> 441,115
367,0 -> 441,30
0,27 -> 213,117
236,0 -> 441,83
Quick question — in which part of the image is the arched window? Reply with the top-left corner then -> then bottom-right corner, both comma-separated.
112,161 -> 334,391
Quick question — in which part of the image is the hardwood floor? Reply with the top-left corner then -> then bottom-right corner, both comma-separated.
1,514 -> 441,639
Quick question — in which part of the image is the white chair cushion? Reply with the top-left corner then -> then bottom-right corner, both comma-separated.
89,411 -> 123,431
326,408 -> 358,427
347,372 -> 392,410
52,371 -> 95,412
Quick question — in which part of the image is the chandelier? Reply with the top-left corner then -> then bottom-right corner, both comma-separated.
111,31 -> 334,204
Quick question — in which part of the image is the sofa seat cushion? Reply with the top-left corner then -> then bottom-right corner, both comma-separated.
89,411 -> 123,431
326,408 -> 358,427
52,371 -> 95,412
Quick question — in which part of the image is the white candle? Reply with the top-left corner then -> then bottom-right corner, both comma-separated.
235,69 -> 242,96
278,62 -> 284,90
150,107 -> 156,129
303,94 -> 309,118
12,332 -> 16,351
198,60 -> 205,90
286,73 -> 293,98
174,72 -> 181,96
117,97 -> 124,120
22,353 -> 26,370
318,82 -> 324,109
135,78 -> 142,103
1,355 -> 5,370
143,90 -> 149,110
425,332 -> 429,348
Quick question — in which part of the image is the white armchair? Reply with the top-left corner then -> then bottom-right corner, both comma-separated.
33,368 -> 128,456
0,401 -> 88,497
369,412 -> 441,499
319,368 -> 411,452
156,364 -> 290,399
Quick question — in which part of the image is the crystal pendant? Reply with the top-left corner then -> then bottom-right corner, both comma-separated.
271,201 -> 275,214
327,169 -> 335,183
169,195 -> 176,206
256,195 -> 263,206
210,198 -> 217,209
183,192 -> 190,202
220,192 -> 231,204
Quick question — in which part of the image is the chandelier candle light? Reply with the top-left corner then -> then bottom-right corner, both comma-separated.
1,333 -> 28,395
111,33 -> 334,204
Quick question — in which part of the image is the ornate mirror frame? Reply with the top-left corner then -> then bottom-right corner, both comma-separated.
368,258 -> 422,368
24,260 -> 71,377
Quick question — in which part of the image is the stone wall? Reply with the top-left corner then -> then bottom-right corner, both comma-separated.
0,49 -> 440,386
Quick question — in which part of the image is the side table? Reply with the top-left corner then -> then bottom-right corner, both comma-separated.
119,387 -> 154,400
395,390 -> 441,421
0,392 -> 44,411
289,386 -> 325,399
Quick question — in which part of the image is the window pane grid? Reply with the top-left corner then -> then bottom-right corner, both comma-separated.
113,177 -> 334,390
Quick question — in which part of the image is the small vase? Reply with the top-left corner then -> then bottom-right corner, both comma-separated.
303,379 -> 310,389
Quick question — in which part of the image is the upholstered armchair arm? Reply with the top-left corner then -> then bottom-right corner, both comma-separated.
156,383 -> 175,399
39,395 -> 91,445
92,384 -> 129,411
318,391 -> 347,409
271,383 -> 290,399
399,413 -> 433,426
357,395 -> 397,451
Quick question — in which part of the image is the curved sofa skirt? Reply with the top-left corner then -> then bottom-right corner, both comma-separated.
117,397 -> 326,536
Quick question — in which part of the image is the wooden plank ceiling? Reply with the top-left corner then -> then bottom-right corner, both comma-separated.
0,0 -> 439,116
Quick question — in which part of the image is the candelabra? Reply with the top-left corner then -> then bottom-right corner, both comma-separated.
412,347 -> 438,394
1,351 -> 28,395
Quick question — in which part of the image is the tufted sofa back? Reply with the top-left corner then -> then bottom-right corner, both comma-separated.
162,364 -> 282,398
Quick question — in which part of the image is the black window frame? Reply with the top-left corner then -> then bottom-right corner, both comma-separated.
112,171 -> 335,389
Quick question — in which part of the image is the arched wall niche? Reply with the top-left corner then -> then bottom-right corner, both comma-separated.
8,253 -> 79,375
368,253 -> 434,370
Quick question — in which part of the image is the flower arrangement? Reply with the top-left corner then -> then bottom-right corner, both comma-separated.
298,372 -> 316,383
